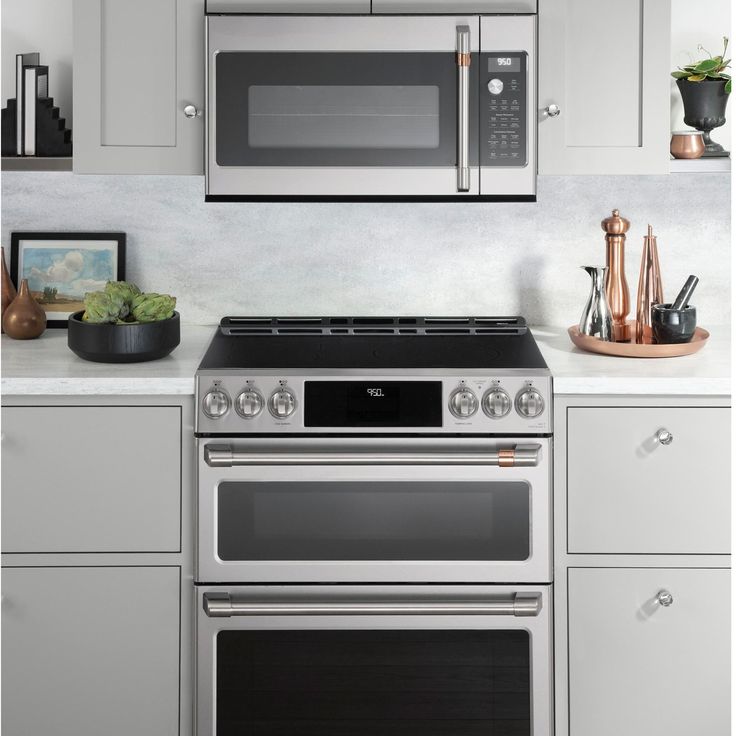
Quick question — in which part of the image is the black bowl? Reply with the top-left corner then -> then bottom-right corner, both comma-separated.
68,311 -> 180,363
651,303 -> 697,345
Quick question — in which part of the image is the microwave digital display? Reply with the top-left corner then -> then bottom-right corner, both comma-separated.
488,56 -> 521,73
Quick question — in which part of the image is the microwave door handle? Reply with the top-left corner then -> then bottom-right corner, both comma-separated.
456,25 -> 471,192
204,592 -> 542,618
203,444 -> 541,468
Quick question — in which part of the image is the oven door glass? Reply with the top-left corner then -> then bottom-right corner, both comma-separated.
216,629 -> 530,736
215,52 -> 478,168
217,480 -> 530,561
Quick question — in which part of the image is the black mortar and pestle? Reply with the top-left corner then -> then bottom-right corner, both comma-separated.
651,275 -> 698,344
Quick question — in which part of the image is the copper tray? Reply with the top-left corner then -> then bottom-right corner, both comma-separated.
568,323 -> 709,358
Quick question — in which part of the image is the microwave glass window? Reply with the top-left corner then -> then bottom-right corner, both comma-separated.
216,629 -> 531,736
248,86 -> 440,149
217,480 -> 530,561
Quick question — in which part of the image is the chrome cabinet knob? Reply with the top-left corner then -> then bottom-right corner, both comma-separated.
183,104 -> 202,119
449,388 -> 478,418
544,103 -> 561,117
235,389 -> 264,420
656,428 -> 674,445
269,389 -> 296,419
656,590 -> 674,607
482,388 -> 511,419
515,387 -> 545,418
202,388 -> 230,419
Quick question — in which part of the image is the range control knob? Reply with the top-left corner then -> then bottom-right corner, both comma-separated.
235,389 -> 264,419
202,388 -> 230,419
483,388 -> 512,419
449,388 -> 478,418
269,388 -> 296,419
515,387 -> 545,418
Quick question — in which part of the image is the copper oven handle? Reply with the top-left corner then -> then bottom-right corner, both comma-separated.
456,25 -> 471,192
204,444 -> 541,468
204,592 -> 542,618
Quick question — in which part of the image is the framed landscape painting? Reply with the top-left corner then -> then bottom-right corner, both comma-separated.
10,232 -> 126,327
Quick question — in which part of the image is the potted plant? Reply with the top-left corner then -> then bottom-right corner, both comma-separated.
672,36 -> 732,156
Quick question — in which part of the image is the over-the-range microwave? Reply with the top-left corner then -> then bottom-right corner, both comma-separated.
205,1 -> 537,201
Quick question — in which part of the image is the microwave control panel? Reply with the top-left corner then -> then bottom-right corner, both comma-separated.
481,52 -> 528,167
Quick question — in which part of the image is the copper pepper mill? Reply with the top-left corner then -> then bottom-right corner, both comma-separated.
635,224 -> 664,344
601,209 -> 631,342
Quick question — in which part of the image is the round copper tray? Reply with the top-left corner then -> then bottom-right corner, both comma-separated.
568,323 -> 710,358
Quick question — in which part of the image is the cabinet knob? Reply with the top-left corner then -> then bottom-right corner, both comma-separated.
544,103 -> 561,117
656,589 -> 674,607
183,104 -> 202,119
656,428 -> 674,445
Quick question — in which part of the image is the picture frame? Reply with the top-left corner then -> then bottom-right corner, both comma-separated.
10,232 -> 126,328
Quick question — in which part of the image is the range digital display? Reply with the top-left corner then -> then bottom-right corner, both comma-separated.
304,381 -> 443,427
488,56 -> 521,73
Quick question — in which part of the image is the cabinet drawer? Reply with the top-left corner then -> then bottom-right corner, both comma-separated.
1,406 -> 181,553
568,568 -> 730,736
567,407 -> 730,554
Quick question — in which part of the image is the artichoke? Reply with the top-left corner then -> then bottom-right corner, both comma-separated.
131,292 -> 176,323
104,280 -> 141,307
82,291 -> 129,323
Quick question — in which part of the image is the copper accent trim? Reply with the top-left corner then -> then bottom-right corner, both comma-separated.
498,448 -> 515,467
456,52 -> 471,67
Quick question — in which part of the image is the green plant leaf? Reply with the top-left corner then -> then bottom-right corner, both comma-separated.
687,74 -> 706,81
706,71 -> 725,79
694,58 -> 720,73
726,78 -> 732,93
671,71 -> 690,78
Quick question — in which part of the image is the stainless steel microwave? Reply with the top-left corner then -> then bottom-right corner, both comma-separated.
205,6 -> 537,201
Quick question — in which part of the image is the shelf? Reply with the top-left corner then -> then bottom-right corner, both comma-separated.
670,156 -> 731,173
1,157 -> 72,172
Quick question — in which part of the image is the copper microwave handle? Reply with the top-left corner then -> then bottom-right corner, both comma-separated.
203,444 -> 541,468
456,25 -> 471,192
203,592 -> 542,618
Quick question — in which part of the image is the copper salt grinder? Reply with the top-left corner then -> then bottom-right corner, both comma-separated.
635,224 -> 664,344
601,209 -> 631,342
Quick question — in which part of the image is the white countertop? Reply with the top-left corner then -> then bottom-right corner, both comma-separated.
1,324 -> 730,397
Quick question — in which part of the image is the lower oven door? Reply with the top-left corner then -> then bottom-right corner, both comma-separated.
197,437 -> 550,584
196,584 -> 552,736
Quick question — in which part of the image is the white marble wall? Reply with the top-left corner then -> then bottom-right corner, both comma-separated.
1,172 -> 730,326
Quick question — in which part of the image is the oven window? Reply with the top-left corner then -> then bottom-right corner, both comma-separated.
217,481 -> 530,561
216,629 -> 531,736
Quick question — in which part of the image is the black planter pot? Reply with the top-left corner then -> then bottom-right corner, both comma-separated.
676,78 -> 730,156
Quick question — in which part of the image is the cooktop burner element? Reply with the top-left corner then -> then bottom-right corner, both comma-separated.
196,316 -> 551,436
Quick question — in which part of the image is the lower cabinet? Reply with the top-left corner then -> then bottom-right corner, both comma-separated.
567,567 -> 730,736
1,566 -> 181,736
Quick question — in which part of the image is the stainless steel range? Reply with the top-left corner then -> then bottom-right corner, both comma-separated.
195,316 -> 553,736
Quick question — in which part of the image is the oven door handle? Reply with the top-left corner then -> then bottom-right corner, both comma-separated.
456,24 -> 471,192
204,444 -> 541,468
203,592 -> 542,618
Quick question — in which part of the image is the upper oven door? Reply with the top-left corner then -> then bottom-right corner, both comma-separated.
197,437 -> 551,583
206,15 -> 480,197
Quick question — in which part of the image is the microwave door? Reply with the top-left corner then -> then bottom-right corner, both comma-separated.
206,15 -> 481,197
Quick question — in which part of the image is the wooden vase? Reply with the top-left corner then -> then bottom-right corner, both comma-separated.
1,246 -> 17,332
2,278 -> 46,339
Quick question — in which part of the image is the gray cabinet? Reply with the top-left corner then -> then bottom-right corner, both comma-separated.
538,0 -> 671,174
568,567 -> 730,736
1,566 -> 181,736
73,0 -> 204,174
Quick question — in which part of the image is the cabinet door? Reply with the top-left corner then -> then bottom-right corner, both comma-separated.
568,568 -> 730,736
538,0 -> 670,174
1,566 -> 181,736
73,0 -> 204,174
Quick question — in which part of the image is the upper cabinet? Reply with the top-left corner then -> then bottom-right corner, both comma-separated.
73,0 -> 204,174
538,0 -> 671,175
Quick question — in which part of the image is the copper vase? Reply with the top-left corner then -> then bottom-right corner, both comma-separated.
2,278 -> 47,339
1,246 -> 17,332
635,225 -> 664,344
601,209 -> 631,342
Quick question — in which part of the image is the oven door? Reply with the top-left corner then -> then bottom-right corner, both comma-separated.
206,15 -> 480,197
197,437 -> 550,583
196,584 -> 552,736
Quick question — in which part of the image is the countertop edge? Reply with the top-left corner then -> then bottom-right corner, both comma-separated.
1,378 -> 196,396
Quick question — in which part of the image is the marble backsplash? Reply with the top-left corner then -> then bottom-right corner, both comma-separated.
1,172 -> 730,326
